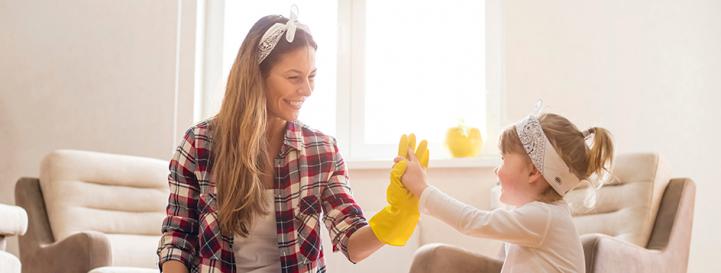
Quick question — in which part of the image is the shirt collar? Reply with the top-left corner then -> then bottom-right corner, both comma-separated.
282,120 -> 304,152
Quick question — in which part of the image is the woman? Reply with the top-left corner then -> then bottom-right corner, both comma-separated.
157,8 -> 421,273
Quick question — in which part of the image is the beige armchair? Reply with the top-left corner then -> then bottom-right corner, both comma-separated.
15,150 -> 168,273
569,153 -> 695,273
0,203 -> 28,273
410,153 -> 695,273
579,177 -> 694,273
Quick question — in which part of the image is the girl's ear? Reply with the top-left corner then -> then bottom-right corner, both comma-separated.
528,166 -> 543,184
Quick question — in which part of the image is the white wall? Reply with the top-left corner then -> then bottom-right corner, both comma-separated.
0,0 -> 196,257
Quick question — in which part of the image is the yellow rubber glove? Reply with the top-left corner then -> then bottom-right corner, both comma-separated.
369,133 -> 429,246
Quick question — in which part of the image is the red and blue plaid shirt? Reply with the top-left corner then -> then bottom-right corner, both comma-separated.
157,119 -> 368,273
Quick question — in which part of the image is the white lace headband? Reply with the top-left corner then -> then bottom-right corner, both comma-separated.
515,101 -> 581,196
257,5 -> 310,64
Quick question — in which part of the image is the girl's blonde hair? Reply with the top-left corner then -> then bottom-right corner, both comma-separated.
212,15 -> 316,237
499,113 -> 614,203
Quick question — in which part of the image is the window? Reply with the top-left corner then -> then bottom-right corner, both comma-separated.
199,0 -> 500,161
351,0 -> 488,160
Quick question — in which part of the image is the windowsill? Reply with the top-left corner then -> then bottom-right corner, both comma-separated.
347,155 -> 501,170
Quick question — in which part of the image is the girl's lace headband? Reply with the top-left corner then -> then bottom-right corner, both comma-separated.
257,5 -> 310,64
515,100 -> 581,196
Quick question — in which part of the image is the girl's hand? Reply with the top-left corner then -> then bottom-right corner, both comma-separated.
401,147 -> 429,197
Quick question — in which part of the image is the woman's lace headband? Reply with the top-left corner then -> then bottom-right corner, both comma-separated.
257,5 -> 310,64
515,100 -> 581,196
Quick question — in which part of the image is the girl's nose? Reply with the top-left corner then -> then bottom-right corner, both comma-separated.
493,167 -> 499,176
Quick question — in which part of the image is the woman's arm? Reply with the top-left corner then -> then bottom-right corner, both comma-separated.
322,135 -> 424,263
162,260 -> 189,273
320,139 -> 376,263
157,128 -> 201,272
346,225 -> 384,263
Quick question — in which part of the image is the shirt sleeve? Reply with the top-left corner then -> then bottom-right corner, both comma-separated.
157,127 -> 200,271
419,186 -> 551,247
320,138 -> 368,263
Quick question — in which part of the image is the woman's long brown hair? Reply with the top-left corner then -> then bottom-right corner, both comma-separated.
213,15 -> 316,237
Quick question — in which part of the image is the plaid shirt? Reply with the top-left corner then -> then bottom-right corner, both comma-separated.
157,119 -> 368,273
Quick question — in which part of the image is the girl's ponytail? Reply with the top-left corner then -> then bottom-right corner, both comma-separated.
576,127 -> 615,209
584,127 -> 614,178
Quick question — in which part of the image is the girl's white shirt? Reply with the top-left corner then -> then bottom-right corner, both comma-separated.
419,186 -> 585,273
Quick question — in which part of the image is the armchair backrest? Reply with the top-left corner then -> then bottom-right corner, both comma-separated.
39,150 -> 168,268
565,153 -> 670,247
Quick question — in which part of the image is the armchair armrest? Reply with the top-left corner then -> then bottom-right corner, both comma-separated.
0,251 -> 22,273
23,231 -> 112,273
0,204 -> 28,237
582,233 -> 664,273
15,177 -> 113,273
582,178 -> 696,273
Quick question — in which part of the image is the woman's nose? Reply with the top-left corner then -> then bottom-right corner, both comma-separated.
298,79 -> 312,96
493,167 -> 499,176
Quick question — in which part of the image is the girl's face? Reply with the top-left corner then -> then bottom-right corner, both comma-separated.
264,46 -> 317,121
495,152 -> 537,206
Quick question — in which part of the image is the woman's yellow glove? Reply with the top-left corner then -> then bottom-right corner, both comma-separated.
369,133 -> 429,246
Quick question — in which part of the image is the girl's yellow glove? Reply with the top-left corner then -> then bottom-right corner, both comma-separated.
369,134 -> 429,246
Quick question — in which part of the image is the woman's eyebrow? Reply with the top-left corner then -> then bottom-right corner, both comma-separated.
285,68 -> 317,74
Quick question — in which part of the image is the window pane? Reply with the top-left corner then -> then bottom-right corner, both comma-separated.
364,0 -> 485,146
222,1 -> 337,136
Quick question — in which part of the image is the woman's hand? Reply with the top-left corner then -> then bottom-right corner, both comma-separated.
368,133 -> 428,246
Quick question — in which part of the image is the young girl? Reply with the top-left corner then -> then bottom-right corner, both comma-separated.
398,112 -> 614,273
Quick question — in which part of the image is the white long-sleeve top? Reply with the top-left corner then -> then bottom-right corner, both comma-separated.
419,186 -> 585,273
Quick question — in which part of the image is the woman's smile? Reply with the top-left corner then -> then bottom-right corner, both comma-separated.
284,98 -> 304,110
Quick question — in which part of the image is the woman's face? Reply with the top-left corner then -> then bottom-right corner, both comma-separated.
264,45 -> 316,121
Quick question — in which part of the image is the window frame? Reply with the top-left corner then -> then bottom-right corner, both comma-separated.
196,0 -> 504,164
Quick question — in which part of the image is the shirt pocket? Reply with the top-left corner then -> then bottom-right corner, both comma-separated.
294,195 -> 322,263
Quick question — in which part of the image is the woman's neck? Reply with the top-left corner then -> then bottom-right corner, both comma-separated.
266,117 -> 287,146
261,118 -> 287,189
264,118 -> 287,164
